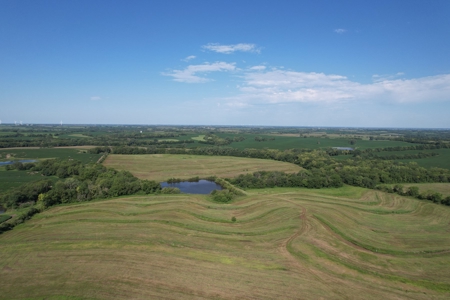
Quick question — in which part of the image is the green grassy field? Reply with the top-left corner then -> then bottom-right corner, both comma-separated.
1,188 -> 450,299
0,148 -> 102,164
103,154 -> 302,181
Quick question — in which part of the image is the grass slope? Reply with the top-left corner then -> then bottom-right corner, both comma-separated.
1,188 -> 450,299
103,154 -> 302,181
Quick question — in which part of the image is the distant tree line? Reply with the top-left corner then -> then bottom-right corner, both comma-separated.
356,152 -> 439,161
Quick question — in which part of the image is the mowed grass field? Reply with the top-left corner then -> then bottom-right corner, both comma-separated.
103,154 -> 302,181
1,188 -> 450,299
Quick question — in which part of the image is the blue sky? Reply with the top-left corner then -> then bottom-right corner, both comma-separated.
1,0 -> 450,127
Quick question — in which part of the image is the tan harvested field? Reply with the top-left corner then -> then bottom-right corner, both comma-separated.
103,154 -> 302,181
1,187 -> 450,299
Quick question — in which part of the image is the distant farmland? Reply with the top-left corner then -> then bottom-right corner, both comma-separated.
103,154 -> 302,181
1,188 -> 450,299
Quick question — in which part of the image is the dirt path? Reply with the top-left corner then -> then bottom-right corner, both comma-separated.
276,199 -> 348,299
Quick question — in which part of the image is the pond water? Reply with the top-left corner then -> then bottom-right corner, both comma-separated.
0,205 -> 5,214
160,180 -> 222,194
0,160 -> 37,166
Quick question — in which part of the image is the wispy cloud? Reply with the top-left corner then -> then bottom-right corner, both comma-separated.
163,62 -> 236,83
202,43 -> 260,54
220,69 -> 450,106
182,55 -> 196,62
90,96 -> 102,101
372,72 -> 405,82
334,28 -> 347,34
249,65 -> 266,71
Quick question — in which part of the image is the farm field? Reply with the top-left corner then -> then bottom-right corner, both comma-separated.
103,154 -> 302,181
333,148 -> 450,170
198,134 -> 414,151
0,148 -> 102,164
0,169 -> 55,192
1,188 -> 450,299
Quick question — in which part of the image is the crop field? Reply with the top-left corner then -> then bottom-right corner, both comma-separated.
0,148 -> 102,164
1,188 -> 450,299
0,169 -> 54,192
333,148 -> 450,170
196,134 -> 414,151
103,154 -> 302,181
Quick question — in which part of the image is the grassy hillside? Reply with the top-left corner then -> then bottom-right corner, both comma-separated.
1,188 -> 450,299
103,154 -> 302,181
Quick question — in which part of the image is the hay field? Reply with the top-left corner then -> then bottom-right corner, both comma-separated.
103,154 -> 302,181
1,188 -> 450,299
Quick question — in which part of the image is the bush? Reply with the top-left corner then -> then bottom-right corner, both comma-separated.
211,190 -> 233,203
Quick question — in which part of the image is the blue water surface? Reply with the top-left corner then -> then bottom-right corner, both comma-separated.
160,180 -> 222,194
0,160 -> 37,166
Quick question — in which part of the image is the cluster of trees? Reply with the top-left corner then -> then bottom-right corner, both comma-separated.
197,134 -> 246,146
229,170 -> 343,189
254,136 -> 275,142
5,161 -> 36,171
1,159 -> 161,209
358,152 -> 439,161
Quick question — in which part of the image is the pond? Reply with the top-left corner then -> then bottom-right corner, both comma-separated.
160,180 -> 222,194
0,160 -> 37,166
0,205 -> 5,214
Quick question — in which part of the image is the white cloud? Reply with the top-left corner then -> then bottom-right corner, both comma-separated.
182,55 -> 196,62
163,62 -> 236,83
249,65 -> 266,71
334,28 -> 347,34
90,96 -> 102,101
202,43 -> 260,54
221,69 -> 450,106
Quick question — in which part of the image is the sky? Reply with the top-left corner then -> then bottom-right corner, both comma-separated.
1,0 -> 450,128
